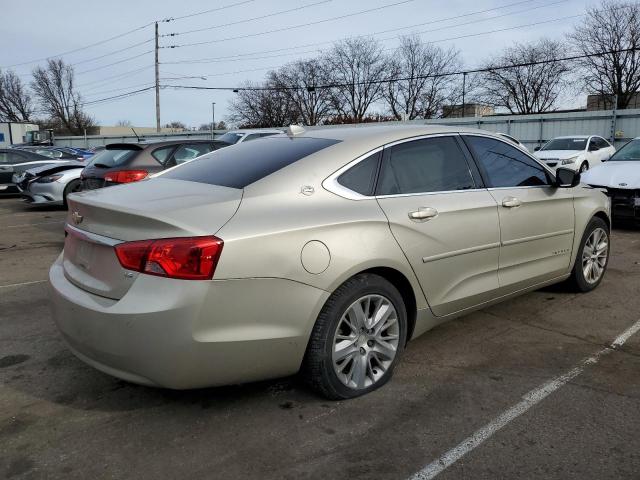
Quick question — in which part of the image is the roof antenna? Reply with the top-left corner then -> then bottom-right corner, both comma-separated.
286,125 -> 305,136
131,127 -> 140,142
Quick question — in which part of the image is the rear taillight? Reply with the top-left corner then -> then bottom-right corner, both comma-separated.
104,170 -> 148,183
114,236 -> 224,280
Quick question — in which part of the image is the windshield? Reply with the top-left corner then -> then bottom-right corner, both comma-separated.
541,138 -> 587,151
217,132 -> 243,144
608,139 -> 640,161
87,148 -> 138,168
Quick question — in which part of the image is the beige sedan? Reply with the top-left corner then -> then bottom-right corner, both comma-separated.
49,125 -> 611,399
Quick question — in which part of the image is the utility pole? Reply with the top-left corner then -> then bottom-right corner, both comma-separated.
155,22 -> 161,133
211,102 -> 216,139
461,72 -> 467,118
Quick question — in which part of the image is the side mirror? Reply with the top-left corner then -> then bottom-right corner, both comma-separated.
534,146 -> 541,152
556,167 -> 580,188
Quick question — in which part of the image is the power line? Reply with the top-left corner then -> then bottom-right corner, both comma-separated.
160,5 -> 573,81
161,0 -> 255,22
162,46 -> 640,94
70,39 -> 153,67
163,0 -> 332,38
161,0 -> 538,64
164,0 -> 419,49
82,86 -> 156,107
0,0 -> 253,70
76,65 -> 154,88
1,23 -> 155,69
76,50 -> 153,75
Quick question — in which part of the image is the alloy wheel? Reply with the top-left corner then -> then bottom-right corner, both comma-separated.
582,227 -> 608,284
332,294 -> 400,390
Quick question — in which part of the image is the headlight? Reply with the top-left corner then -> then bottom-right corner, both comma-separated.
561,155 -> 579,165
36,174 -> 63,183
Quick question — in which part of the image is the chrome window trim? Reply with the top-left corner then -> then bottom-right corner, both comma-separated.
322,132 -> 478,200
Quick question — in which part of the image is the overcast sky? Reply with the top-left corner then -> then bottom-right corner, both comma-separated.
1,0 -> 592,128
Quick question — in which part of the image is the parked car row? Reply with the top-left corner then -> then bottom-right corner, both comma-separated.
1,130 -> 282,207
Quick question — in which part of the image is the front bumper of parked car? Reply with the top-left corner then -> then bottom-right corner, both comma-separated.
602,188 -> 640,221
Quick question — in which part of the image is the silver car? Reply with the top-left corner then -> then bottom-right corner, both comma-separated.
19,163 -> 83,207
49,125 -> 611,399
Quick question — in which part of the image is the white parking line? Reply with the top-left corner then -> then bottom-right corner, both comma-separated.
0,280 -> 47,289
5,220 -> 64,229
409,318 -> 640,480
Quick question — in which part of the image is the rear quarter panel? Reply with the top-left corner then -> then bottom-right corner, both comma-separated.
570,185 -> 611,269
214,188 -> 429,311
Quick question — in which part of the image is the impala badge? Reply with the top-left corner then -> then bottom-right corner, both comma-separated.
72,211 -> 83,225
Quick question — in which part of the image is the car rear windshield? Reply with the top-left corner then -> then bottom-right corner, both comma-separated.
609,139 -> 640,161
162,137 -> 340,189
87,148 -> 138,168
216,132 -> 244,144
542,138 -> 587,151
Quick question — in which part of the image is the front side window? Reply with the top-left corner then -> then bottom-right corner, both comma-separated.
376,136 -> 475,195
464,136 -> 551,188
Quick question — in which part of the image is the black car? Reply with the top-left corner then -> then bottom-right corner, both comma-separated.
14,146 -> 82,161
80,140 -> 228,190
0,148 -> 68,195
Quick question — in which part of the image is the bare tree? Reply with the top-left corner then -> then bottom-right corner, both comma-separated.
269,59 -> 334,125
325,37 -> 388,123
0,70 -> 35,122
568,0 -> 640,109
164,121 -> 187,130
384,36 -> 462,120
480,39 -> 570,113
31,59 -> 94,134
228,81 -> 299,128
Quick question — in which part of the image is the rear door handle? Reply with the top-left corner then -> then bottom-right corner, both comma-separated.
408,207 -> 438,222
502,196 -> 522,208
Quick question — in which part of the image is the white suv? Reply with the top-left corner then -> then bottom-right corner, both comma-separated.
534,135 -> 616,173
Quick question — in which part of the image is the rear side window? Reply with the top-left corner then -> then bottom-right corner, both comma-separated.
151,146 -> 176,164
376,136 -> 475,195
163,137 -> 340,189
464,136 -> 550,187
173,143 -> 214,164
337,151 -> 380,196
88,149 -> 138,168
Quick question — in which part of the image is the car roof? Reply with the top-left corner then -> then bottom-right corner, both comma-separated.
103,139 -> 219,150
553,135 -> 591,139
228,129 -> 283,134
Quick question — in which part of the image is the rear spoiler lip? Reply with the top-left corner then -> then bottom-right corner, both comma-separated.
105,143 -> 145,151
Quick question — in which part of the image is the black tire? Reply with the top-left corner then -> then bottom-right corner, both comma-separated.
568,216 -> 610,292
579,161 -> 589,173
62,179 -> 81,208
302,273 -> 407,400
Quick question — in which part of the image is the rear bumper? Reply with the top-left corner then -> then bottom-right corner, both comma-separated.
49,254 -> 329,389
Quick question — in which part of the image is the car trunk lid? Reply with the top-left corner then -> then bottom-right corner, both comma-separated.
63,178 -> 242,299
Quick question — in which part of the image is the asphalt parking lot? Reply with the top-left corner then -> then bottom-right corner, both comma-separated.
1,196 -> 639,480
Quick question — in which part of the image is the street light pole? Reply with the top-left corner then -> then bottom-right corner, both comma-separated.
211,102 -> 216,139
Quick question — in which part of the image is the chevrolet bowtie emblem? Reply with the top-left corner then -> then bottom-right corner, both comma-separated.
72,211 -> 83,225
